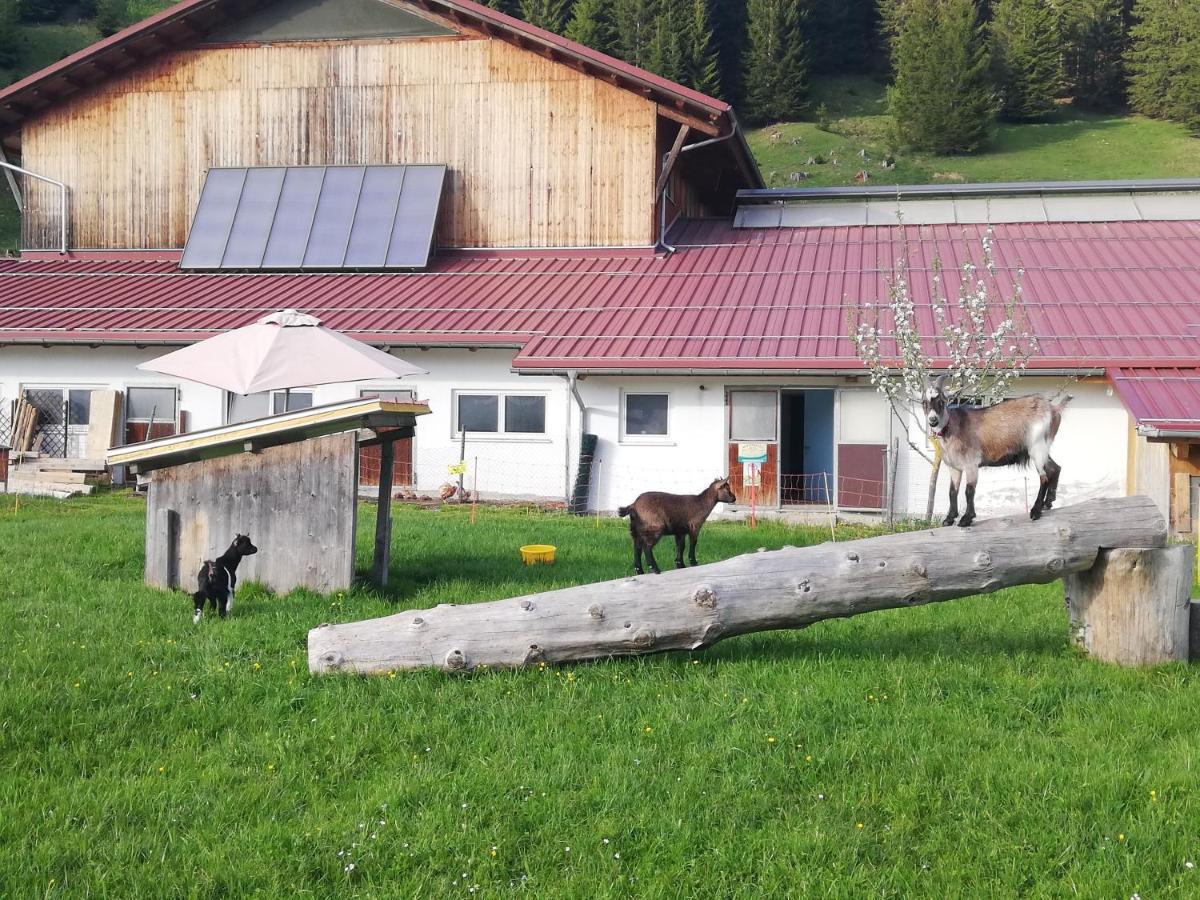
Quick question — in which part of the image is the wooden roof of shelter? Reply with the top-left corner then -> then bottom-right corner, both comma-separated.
106,397 -> 428,474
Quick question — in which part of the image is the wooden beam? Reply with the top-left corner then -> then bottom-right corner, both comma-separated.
357,426 -> 415,450
658,104 -> 720,137
372,440 -> 395,587
654,123 -> 690,198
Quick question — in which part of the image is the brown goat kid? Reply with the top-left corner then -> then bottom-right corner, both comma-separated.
923,375 -> 1071,527
618,478 -> 736,575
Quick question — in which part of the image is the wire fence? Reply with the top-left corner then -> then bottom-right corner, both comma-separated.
357,446 -> 892,520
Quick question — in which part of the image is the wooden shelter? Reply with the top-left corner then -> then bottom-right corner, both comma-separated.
107,397 -> 428,594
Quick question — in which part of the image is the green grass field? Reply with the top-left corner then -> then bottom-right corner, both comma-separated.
1,492 -> 1198,897
747,76 -> 1200,190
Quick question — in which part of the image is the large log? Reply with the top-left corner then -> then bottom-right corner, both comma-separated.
309,497 -> 1168,674
1064,545 -> 1193,665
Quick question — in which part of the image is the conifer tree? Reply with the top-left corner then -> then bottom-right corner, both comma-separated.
742,0 -> 808,123
990,0 -> 1062,120
564,0 -> 615,54
614,0 -> 656,68
807,0 -> 878,74
1127,0 -> 1200,132
648,0 -> 687,83
887,0 -> 996,153
0,0 -> 18,69
519,0 -> 570,33
1060,0 -> 1128,109
685,0 -> 721,96
94,0 -> 128,37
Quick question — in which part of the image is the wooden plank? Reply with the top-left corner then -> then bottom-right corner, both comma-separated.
373,438 -> 395,586
1171,471 -> 1192,533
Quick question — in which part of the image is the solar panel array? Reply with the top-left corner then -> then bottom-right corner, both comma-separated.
181,165 -> 447,270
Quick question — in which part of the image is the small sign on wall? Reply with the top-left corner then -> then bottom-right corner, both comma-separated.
447,462 -> 467,476
742,461 -> 762,488
737,441 -> 769,463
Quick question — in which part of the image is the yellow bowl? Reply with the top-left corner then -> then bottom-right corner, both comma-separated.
520,544 -> 557,565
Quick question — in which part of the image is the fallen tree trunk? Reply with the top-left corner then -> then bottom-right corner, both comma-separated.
309,496 -> 1167,674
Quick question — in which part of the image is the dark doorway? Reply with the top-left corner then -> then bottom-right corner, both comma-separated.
780,390 -> 834,504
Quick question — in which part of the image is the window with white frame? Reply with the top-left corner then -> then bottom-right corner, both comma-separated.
622,392 -> 669,439
227,390 -> 313,424
454,391 -> 546,436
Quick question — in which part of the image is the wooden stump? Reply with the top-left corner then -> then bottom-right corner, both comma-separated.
1063,545 -> 1194,666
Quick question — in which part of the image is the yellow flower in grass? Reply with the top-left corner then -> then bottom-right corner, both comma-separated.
643,726 -> 653,734
767,736 -> 776,744
856,822 -> 864,830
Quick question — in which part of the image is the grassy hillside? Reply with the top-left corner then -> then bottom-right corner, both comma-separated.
747,76 -> 1200,189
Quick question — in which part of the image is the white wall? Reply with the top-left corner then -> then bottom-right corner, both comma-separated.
0,349 -> 1133,519
0,345 -> 574,499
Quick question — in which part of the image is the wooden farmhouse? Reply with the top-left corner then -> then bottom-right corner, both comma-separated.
2,0 -> 1200,539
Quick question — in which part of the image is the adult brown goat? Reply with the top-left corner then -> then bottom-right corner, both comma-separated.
618,477 -> 737,575
923,374 -> 1071,527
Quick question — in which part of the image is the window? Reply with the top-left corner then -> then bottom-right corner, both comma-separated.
359,388 -> 416,403
729,390 -> 777,441
272,391 -> 314,415
623,393 -> 669,438
126,387 -> 177,423
227,390 -> 313,424
454,392 -> 546,436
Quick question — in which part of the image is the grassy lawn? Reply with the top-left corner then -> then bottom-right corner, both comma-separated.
747,76 -> 1200,190
1,492 -> 1197,897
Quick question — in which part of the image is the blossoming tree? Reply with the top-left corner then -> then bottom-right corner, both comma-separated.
849,230 -> 1040,521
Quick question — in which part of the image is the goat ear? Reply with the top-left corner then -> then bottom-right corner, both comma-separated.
933,374 -> 948,394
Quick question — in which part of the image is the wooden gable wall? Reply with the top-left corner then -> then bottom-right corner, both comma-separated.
19,36 -> 658,251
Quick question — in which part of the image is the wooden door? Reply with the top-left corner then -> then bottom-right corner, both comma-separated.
836,389 -> 889,511
359,434 -> 414,488
727,389 -> 779,508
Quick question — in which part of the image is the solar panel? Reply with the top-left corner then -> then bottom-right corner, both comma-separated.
182,164 -> 447,271
180,168 -> 247,269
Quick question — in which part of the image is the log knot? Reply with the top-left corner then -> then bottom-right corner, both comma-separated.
320,651 -> 344,670
909,563 -> 927,578
795,578 -> 812,595
410,617 -> 426,630
445,649 -> 467,670
846,551 -> 860,563
524,644 -> 546,664
692,586 -> 718,609
588,603 -> 605,620
1046,556 -> 1065,575
631,628 -> 656,648
520,600 -> 535,611
974,552 -> 992,570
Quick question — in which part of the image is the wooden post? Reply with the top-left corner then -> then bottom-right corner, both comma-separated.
310,496 -> 1167,674
373,437 -> 395,587
1063,545 -> 1193,666
1190,599 -> 1200,663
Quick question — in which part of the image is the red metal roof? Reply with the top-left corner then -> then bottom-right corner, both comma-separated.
3,221 -> 1200,376
1108,367 -> 1200,437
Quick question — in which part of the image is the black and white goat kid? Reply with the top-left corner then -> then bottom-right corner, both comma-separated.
192,534 -> 258,623
923,375 -> 1070,527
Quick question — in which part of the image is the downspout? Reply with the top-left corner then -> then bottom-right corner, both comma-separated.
563,370 -> 588,505
0,157 -> 68,254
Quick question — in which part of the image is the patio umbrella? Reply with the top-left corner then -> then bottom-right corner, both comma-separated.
137,309 -> 426,396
